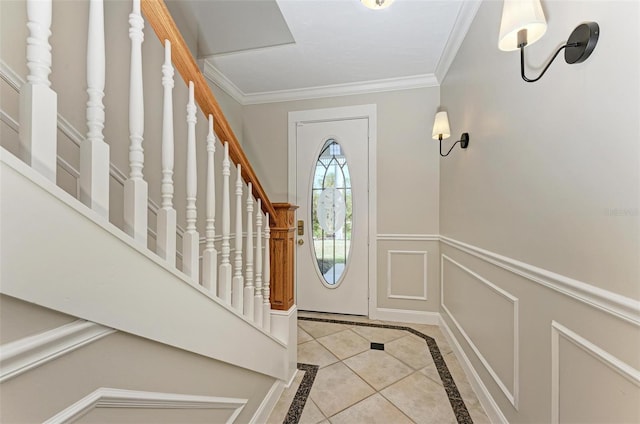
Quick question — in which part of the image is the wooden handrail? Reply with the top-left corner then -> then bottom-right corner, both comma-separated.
141,0 -> 276,219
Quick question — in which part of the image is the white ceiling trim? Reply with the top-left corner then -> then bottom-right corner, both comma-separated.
244,73 -> 439,105
202,61 -> 247,106
434,0 -> 483,84
203,60 -> 439,106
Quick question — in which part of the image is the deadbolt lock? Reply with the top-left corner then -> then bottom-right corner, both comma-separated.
297,220 -> 304,236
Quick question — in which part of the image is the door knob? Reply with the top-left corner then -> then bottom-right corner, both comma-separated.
298,239 -> 304,245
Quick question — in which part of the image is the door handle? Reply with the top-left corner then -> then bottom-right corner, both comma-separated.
298,239 -> 304,245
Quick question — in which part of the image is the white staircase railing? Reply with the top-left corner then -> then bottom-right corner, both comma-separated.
14,0 -> 275,333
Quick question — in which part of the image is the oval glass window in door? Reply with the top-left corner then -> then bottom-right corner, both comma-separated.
311,139 -> 352,286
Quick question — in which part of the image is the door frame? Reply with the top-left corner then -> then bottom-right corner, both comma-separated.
288,104 -> 377,317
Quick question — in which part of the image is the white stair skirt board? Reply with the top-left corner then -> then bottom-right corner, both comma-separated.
248,379 -> 286,424
371,308 -> 441,325
0,320 -> 115,383
439,315 -> 509,424
0,149 -> 287,380
44,388 -> 247,424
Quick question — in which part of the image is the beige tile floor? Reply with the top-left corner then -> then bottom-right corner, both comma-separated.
267,313 -> 490,424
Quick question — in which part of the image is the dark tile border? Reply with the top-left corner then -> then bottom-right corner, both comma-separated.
297,316 -> 473,424
283,363 -> 318,424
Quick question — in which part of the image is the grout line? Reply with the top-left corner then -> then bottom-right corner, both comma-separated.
297,316 -> 474,424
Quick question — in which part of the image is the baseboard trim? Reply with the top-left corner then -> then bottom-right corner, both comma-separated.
44,388 -> 247,424
0,320 -> 115,383
371,307 -> 440,325
248,379 -> 286,424
439,315 -> 508,424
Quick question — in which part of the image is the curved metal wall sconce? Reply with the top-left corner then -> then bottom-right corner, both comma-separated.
432,111 -> 469,157
498,0 -> 600,83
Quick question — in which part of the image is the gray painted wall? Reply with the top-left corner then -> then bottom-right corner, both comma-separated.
0,297 -> 274,423
440,0 -> 639,297
242,88 -> 443,313
439,1 -> 639,422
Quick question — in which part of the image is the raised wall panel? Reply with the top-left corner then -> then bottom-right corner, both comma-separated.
47,388 -> 246,424
551,321 -> 640,424
387,250 -> 428,300
441,254 -> 519,408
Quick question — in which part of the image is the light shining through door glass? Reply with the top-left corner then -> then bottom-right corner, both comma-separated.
312,139 -> 352,286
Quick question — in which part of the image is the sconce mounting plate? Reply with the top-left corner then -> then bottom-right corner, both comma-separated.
460,133 -> 470,149
565,22 -> 599,64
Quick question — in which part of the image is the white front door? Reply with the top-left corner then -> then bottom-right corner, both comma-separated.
295,118 -> 369,315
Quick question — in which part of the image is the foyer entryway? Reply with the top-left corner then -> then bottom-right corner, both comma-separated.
267,313 -> 490,424
290,106 -> 377,317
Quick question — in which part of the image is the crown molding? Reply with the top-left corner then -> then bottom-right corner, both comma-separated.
434,0 -> 482,84
243,73 -> 439,105
203,60 -> 439,105
202,60 -> 247,106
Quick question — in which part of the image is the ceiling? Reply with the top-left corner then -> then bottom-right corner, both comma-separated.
168,0 -> 481,105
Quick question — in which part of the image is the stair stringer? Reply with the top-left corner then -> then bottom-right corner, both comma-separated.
0,149 -> 287,380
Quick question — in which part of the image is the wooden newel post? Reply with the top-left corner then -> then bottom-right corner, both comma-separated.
269,203 -> 298,311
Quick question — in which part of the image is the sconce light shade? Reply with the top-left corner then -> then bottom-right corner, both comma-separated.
432,111 -> 469,157
361,0 -> 395,10
432,111 -> 451,140
498,0 -> 547,51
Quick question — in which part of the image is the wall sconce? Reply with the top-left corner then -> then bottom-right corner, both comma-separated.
361,0 -> 395,10
498,0 -> 599,83
432,111 -> 469,157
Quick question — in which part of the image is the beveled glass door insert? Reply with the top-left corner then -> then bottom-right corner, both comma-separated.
311,139 -> 352,286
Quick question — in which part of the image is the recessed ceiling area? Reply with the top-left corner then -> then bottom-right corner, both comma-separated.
167,0 -> 480,102
169,0 -> 295,57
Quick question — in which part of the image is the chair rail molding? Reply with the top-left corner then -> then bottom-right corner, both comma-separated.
441,254 -> 520,409
377,233 -> 440,241
44,388 -> 247,424
0,320 -> 116,383
440,236 -> 640,326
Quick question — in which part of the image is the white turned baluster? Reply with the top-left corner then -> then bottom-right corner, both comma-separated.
218,142 -> 232,303
231,164 -> 244,311
157,40 -> 176,264
202,115 -> 217,292
80,0 -> 109,219
243,183 -> 254,320
262,213 -> 271,331
19,0 -> 57,182
124,0 -> 148,244
254,200 -> 264,326
183,81 -> 199,282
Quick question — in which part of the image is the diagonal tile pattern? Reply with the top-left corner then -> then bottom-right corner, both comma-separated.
315,329 -> 369,360
267,312 -> 490,424
309,361 -> 375,417
343,350 -> 413,390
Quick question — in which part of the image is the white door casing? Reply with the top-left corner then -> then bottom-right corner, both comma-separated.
288,105 -> 377,316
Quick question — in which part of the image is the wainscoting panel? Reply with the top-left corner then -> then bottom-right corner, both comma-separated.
375,236 -> 440,315
551,321 -> 640,424
441,254 -> 519,408
387,250 -> 428,300
45,388 -> 247,424
440,238 -> 639,423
